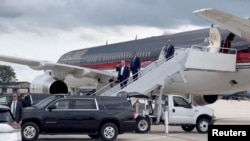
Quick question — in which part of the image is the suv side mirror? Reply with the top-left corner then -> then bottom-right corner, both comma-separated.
48,105 -> 56,111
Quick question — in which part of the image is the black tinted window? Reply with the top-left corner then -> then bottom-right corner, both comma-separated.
74,99 -> 97,110
52,99 -> 97,110
34,96 -> 58,109
104,100 -> 130,110
53,99 -> 69,109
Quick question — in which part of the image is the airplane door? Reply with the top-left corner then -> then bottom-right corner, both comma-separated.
168,96 -> 195,124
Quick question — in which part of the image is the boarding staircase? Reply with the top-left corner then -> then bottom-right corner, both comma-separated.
92,44 -> 238,97
93,46 -> 189,96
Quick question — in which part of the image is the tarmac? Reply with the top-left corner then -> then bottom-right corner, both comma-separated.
38,99 -> 250,141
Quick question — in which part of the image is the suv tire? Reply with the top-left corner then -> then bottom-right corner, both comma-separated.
135,117 -> 150,133
22,122 -> 40,141
100,123 -> 118,141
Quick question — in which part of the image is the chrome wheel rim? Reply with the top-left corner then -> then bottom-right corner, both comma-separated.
23,126 -> 36,139
103,126 -> 115,139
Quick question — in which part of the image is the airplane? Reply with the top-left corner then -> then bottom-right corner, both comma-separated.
1,8 -> 250,107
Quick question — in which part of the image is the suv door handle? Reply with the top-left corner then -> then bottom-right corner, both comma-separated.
172,109 -> 175,113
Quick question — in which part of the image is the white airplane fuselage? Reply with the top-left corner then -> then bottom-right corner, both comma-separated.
165,66 -> 250,95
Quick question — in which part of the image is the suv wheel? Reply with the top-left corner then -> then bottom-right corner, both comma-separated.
181,125 -> 195,132
100,123 -> 118,141
196,118 -> 210,133
135,117 -> 150,133
22,122 -> 40,141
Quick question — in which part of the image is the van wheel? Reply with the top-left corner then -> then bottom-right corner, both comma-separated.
22,122 -> 40,141
135,117 -> 150,133
88,133 -> 99,139
100,123 -> 118,141
181,125 -> 195,132
196,118 -> 210,133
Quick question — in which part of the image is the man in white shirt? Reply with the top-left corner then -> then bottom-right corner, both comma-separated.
116,60 -> 130,88
7,93 -> 23,124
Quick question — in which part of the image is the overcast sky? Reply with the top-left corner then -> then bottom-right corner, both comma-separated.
0,0 -> 250,82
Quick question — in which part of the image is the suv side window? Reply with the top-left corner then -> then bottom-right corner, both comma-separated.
74,99 -> 97,110
54,99 -> 69,109
104,100 -> 129,110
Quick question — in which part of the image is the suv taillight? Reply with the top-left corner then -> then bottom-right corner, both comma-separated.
132,111 -> 136,120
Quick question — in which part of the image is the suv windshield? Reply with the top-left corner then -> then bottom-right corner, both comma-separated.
33,96 -> 57,109
0,110 -> 14,123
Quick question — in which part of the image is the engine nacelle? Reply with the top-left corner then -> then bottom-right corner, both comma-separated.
30,73 -> 68,94
192,95 -> 218,106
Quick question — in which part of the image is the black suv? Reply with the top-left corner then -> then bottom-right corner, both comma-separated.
21,94 -> 136,141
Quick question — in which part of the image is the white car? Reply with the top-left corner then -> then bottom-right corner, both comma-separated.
0,105 -> 21,141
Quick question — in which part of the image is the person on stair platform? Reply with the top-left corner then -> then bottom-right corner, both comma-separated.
116,60 -> 130,88
164,39 -> 175,61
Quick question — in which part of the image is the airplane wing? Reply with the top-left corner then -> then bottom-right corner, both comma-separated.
0,54 -> 116,83
193,8 -> 250,42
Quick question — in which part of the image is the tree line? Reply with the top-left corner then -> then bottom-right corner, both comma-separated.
0,65 -> 17,85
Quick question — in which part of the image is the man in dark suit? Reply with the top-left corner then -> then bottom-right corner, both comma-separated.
130,51 -> 141,81
164,39 -> 175,61
7,93 -> 23,124
19,93 -> 29,107
116,60 -> 130,88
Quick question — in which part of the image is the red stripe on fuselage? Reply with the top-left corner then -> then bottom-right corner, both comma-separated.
82,60 -> 155,70
81,53 -> 250,70
237,53 -> 250,63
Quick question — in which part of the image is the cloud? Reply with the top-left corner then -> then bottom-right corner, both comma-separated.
1,0 -> 250,34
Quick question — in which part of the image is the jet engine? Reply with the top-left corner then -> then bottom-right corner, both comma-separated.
30,73 -> 68,94
192,95 -> 218,106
